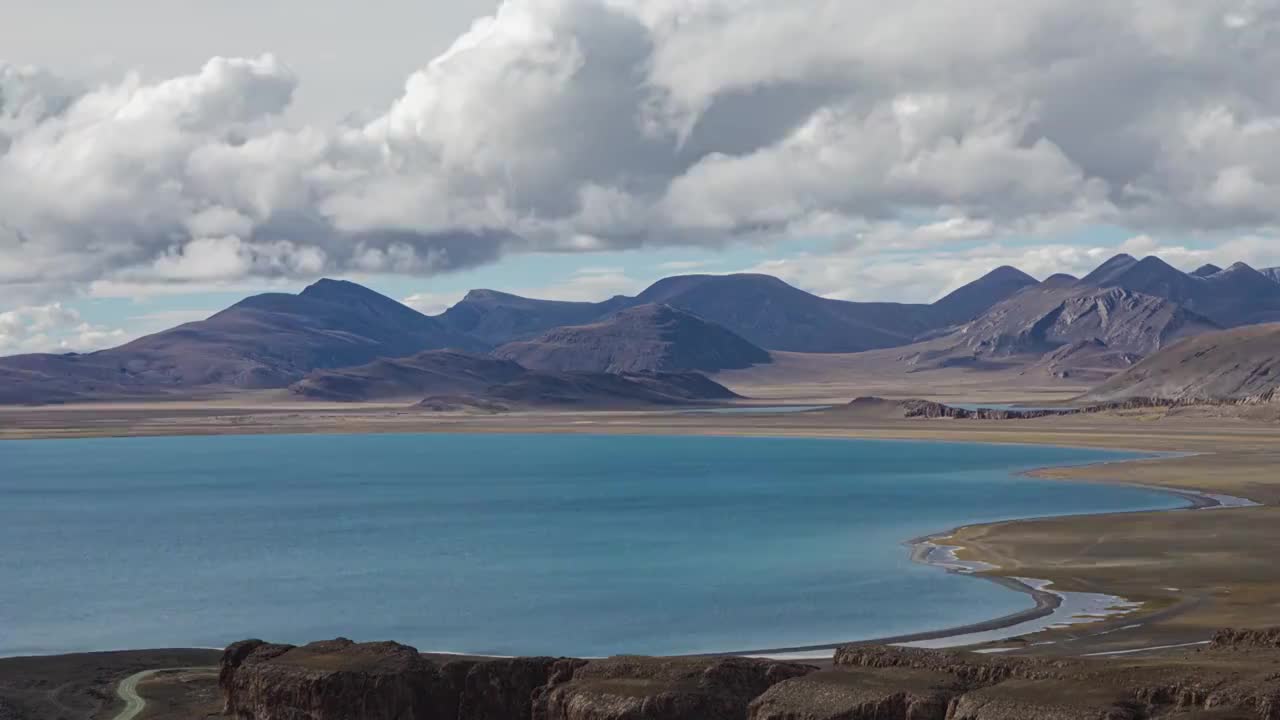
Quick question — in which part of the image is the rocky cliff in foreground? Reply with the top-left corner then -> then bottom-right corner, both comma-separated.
221,634 -> 1280,719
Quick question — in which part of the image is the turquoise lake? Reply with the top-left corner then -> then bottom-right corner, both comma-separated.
0,434 -> 1186,658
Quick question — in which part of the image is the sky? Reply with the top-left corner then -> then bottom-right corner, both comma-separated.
2,0 -> 1280,354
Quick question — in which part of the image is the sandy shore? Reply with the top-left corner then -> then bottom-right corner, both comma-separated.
3,399 -> 1278,659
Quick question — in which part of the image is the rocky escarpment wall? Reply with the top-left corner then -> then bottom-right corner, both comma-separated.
219,639 -> 813,720
222,635 -> 1280,719
892,395 -> 1277,421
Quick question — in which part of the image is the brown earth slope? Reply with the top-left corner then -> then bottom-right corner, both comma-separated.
1085,323 -> 1280,403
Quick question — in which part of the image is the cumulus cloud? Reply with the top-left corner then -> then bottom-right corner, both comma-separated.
3,0 -> 1280,304
746,233 -> 1280,303
0,304 -> 127,354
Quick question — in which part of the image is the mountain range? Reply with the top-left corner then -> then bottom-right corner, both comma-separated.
439,266 -> 1038,353
0,280 -> 483,404
3,254 -> 1280,405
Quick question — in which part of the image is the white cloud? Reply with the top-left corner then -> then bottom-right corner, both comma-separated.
402,291 -> 467,316
0,304 -> 127,354
745,233 -> 1280,303
126,309 -> 216,332
657,260 -> 713,272
524,266 -> 644,302
3,0 -> 1280,307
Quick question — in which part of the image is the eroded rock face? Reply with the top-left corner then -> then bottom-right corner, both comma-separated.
221,638 -> 460,720
834,643 -> 1280,720
220,639 -> 584,720
221,635 -> 1280,720
1211,627 -> 1280,650
834,646 -> 1070,687
533,656 -> 815,720
458,658 -> 586,720
749,667 -> 957,720
899,400 -> 1076,421
947,680 -> 1143,720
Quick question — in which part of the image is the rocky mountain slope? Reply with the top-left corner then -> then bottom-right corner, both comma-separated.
1084,322 -> 1280,403
493,304 -> 772,374
880,254 -> 1280,384
1080,254 -> 1280,327
220,633 -> 1280,720
0,280 -> 482,404
894,283 -> 1218,380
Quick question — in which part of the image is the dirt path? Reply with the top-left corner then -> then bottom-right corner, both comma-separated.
112,667 -> 214,720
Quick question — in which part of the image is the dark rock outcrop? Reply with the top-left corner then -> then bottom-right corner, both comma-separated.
534,656 -> 814,720
456,658 -> 587,720
1210,627 -> 1280,651
221,638 -> 464,720
219,639 -> 583,720
416,395 -> 512,413
849,396 -> 1267,422
946,680 -> 1144,720
834,646 -> 1067,687
222,634 -> 1280,720
221,643 -> 809,720
748,667 -> 957,720
831,643 -> 1280,720
899,400 -> 1077,421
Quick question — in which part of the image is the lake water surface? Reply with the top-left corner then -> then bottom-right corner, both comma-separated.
0,434 -> 1184,658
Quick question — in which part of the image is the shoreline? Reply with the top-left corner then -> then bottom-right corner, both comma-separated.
730,469 -> 1246,659
6,437 -> 1258,663
4,403 -> 1276,661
